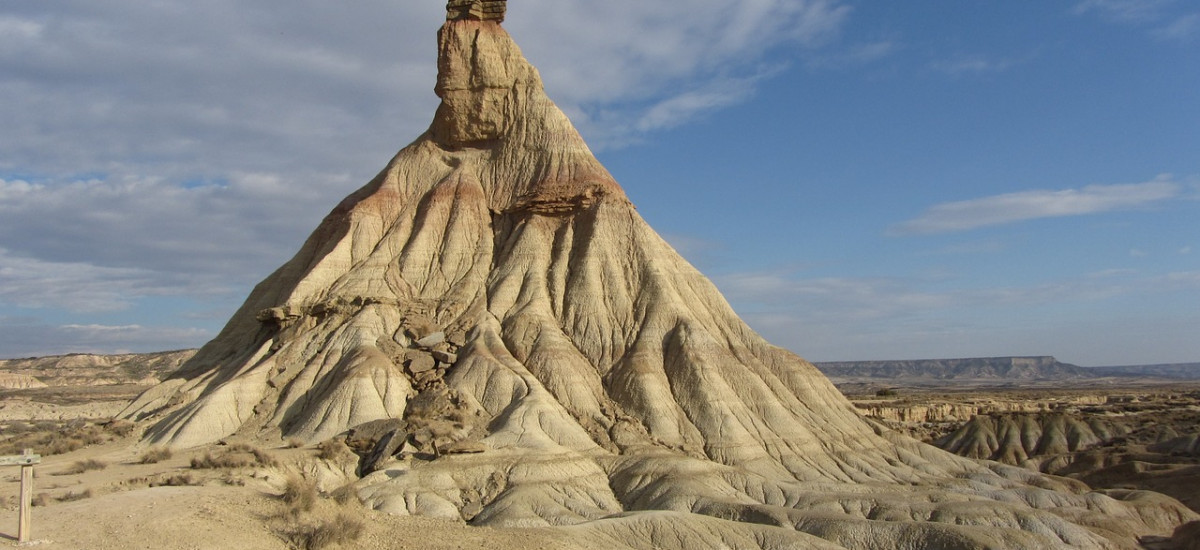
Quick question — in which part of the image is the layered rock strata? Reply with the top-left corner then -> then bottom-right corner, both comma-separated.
120,4 -> 1197,548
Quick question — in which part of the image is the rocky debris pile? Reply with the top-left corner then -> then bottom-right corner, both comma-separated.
118,2 -> 1199,548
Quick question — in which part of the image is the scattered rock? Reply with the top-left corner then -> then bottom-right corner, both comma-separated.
415,332 -> 446,349
360,428 -> 409,476
406,353 -> 437,374
442,440 -> 486,454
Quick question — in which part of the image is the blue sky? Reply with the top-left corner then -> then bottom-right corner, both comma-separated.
1,0 -> 1197,365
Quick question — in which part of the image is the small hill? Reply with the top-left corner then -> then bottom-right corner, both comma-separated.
0,350 -> 196,387
816,356 -> 1092,384
1090,363 -> 1200,380
816,356 -> 1200,387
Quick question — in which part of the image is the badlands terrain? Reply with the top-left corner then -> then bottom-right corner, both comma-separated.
4,1 -> 1200,549
4,353 -> 1200,549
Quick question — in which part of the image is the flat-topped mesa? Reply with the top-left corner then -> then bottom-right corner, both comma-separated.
446,0 -> 506,22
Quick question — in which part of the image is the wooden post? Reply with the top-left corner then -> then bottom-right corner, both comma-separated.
1,449 -> 40,543
19,449 -> 34,543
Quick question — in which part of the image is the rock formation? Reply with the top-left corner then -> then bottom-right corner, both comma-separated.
120,3 -> 1198,548
0,373 -> 47,390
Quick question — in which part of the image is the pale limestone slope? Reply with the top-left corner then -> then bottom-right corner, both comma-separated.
120,9 -> 1197,550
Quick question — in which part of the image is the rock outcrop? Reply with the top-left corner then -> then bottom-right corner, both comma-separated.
0,373 -> 48,390
119,3 -> 1198,548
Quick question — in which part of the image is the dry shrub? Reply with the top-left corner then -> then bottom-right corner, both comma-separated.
30,494 -> 49,507
284,514 -> 365,550
139,446 -> 173,464
0,420 -> 128,456
329,483 -> 362,507
56,489 -> 94,502
281,475 -> 318,516
252,447 -> 279,467
190,445 -> 276,469
104,419 -> 137,438
316,439 -> 353,462
287,438 -> 306,449
191,452 -> 253,469
150,473 -> 197,487
59,458 -> 108,475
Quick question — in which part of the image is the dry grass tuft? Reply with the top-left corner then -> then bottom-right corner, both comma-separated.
190,444 -> 277,469
281,475 -> 318,516
328,483 -> 362,507
191,452 -> 253,469
139,446 -> 173,464
58,458 -> 108,475
104,419 -> 138,438
0,419 -> 134,456
150,473 -> 197,487
316,439 -> 354,462
283,514 -> 365,550
55,489 -> 94,502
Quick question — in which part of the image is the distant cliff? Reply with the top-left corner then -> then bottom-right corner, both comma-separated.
1090,363 -> 1200,380
0,350 -> 196,387
815,356 -> 1094,384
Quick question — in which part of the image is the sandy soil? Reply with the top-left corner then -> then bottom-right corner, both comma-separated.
0,438 -> 588,550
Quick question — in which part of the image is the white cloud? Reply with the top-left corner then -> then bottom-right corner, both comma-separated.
1073,0 -> 1173,22
930,53 -> 1024,76
1155,13 -> 1200,41
888,177 -> 1182,236
634,76 -> 761,133
0,248 -> 229,313
716,267 -> 1200,363
1181,246 -> 1193,255
0,1 -> 856,356
0,317 -> 209,358
1074,0 -> 1198,42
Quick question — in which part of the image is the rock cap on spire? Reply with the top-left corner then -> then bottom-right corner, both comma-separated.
446,0 -> 506,22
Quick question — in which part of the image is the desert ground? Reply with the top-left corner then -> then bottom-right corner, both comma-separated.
2,353 -> 1199,549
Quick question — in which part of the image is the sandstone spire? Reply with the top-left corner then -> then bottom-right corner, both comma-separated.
121,4 -> 1196,548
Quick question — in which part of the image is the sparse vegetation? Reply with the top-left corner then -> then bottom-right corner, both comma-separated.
191,452 -> 254,469
190,444 -> 277,469
139,446 -> 173,464
55,489 -> 94,502
282,514 -> 365,550
875,388 -> 898,397
0,419 -> 132,456
281,475 -> 318,516
104,419 -> 137,438
316,439 -> 353,462
58,458 -> 108,475
329,483 -> 362,507
150,473 -> 198,487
